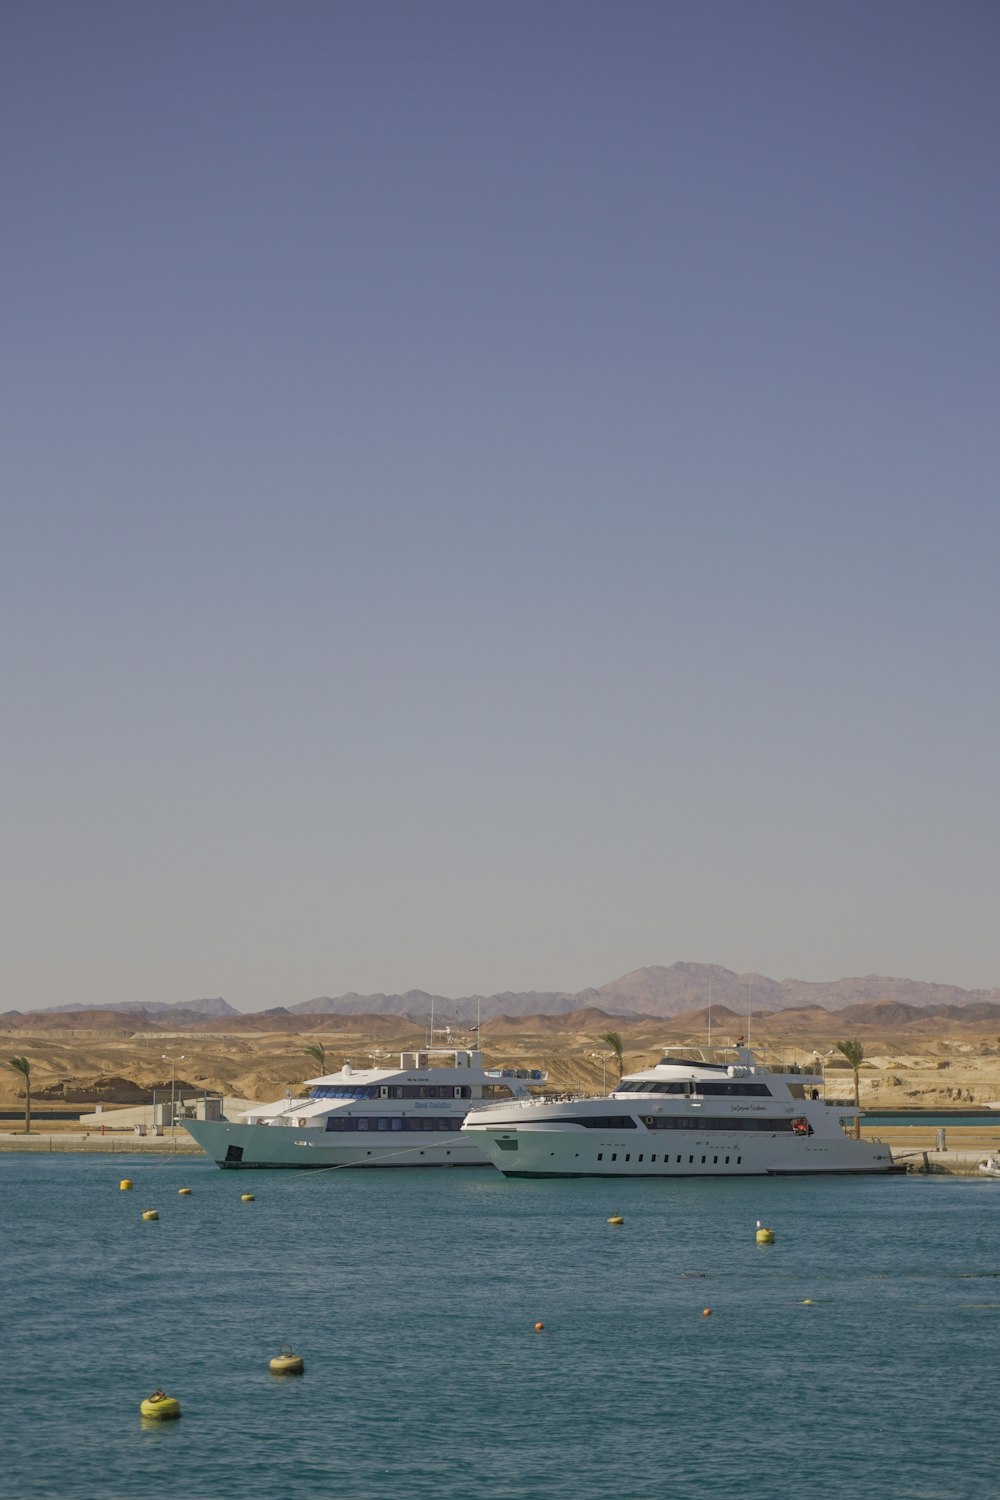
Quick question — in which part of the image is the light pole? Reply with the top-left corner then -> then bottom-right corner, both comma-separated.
162,1054 -> 185,1137
589,1052 -> 608,1093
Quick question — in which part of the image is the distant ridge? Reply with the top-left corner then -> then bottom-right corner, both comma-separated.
6,963 -> 1000,1027
5,995 -> 1000,1035
284,963 -> 1000,1022
10,996 -> 239,1020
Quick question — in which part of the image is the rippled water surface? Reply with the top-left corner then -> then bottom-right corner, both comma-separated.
2,1154 -> 999,1499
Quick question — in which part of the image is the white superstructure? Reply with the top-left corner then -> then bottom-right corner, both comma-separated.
461,1043 -> 898,1176
183,1050 -> 546,1169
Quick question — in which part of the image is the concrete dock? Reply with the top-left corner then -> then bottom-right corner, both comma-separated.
0,1130 -> 203,1154
887,1148 -> 994,1175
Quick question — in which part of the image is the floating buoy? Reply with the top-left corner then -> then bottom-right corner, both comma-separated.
142,1209 -> 159,1221
534,1322 -> 544,1332
269,1346 -> 304,1376
802,1299 -> 815,1306
178,1187 -> 192,1196
756,1219 -> 775,1245
140,1389 -> 181,1420
607,1215 -> 624,1225
120,1179 -> 133,1191
241,1192 -> 255,1202
702,1308 -> 712,1317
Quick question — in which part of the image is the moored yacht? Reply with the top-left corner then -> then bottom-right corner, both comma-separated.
461,1043 -> 898,1176
184,1049 -> 546,1169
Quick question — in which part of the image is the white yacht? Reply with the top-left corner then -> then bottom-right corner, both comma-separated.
461,1043 -> 899,1176
183,1049 -> 546,1169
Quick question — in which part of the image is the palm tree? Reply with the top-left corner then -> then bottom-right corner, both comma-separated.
600,1032 -> 625,1086
303,1043 -> 327,1076
7,1056 -> 31,1134
835,1038 -> 865,1139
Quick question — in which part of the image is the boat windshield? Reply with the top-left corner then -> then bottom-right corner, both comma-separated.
309,1085 -> 381,1100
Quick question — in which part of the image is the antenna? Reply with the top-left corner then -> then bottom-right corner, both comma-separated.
428,997 -> 435,1048
746,983 -> 752,1047
707,974 -> 712,1051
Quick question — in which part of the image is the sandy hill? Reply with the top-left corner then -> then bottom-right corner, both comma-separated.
0,1010 -> 154,1033
2,1001 -> 1000,1113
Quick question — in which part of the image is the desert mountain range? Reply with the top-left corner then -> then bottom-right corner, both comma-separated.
4,962 -> 1000,1113
5,962 -> 1000,1031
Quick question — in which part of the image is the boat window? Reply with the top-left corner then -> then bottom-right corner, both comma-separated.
616,1081 -> 688,1094
643,1115 -> 803,1132
699,1081 -> 772,1097
311,1085 -> 381,1100
545,1115 -> 638,1130
620,1079 -> 771,1096
324,1115 -> 464,1133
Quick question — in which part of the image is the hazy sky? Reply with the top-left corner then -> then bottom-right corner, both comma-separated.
3,1 -> 999,1012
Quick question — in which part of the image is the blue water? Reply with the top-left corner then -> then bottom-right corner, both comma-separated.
3,1154 -> 1000,1500
864,1112 -> 998,1126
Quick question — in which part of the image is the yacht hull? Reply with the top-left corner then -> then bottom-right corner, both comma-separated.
461,1123 -> 897,1177
183,1119 -> 490,1169
463,1041 -> 901,1178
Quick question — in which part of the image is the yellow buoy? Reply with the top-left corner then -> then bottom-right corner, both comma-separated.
534,1322 -> 544,1332
140,1389 -> 181,1420
178,1187 -> 192,1195
120,1179 -> 133,1191
269,1346 -> 305,1376
755,1220 -> 775,1244
607,1215 -> 624,1225
241,1192 -> 255,1202
802,1298 -> 815,1305
142,1209 -> 159,1221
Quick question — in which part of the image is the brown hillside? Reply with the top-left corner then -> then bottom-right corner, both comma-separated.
3,1005 -> 1000,1114
0,1010 -> 155,1033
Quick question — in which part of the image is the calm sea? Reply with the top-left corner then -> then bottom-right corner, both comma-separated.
2,1153 -> 999,1500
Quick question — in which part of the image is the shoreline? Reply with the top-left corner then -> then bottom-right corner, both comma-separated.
2,1130 -> 998,1174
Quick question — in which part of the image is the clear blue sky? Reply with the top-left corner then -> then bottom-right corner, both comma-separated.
3,1 -> 998,1011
